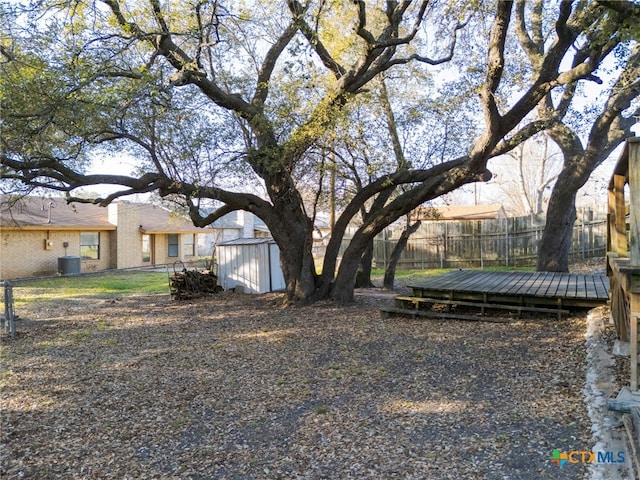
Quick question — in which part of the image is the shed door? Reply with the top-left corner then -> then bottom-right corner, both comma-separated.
269,243 -> 286,291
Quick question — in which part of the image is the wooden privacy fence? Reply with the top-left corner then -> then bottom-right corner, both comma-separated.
367,208 -> 606,270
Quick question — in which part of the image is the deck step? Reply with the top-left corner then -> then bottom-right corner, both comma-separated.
393,295 -> 570,316
380,307 -> 512,323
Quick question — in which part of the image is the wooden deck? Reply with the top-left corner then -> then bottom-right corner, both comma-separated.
382,270 -> 609,321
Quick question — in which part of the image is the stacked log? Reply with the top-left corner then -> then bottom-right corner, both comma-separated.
170,269 -> 224,300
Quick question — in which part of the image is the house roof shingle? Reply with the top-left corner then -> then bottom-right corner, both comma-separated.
0,196 -> 209,233
0,196 -> 115,230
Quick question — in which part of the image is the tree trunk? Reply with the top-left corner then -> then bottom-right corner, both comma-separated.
260,172 -> 324,304
331,231 -> 374,304
383,219 -> 421,290
532,44 -> 640,273
354,241 -> 375,288
272,217 -> 320,304
536,189 -> 576,272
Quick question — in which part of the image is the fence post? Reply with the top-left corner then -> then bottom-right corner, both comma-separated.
2,281 -> 16,338
479,221 -> 484,269
505,218 -> 509,268
581,207 -> 586,260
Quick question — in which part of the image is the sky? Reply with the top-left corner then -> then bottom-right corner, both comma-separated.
82,129 -> 639,213
75,4 -> 640,215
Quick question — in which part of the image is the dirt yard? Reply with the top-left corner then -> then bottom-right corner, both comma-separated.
3,276 -> 618,480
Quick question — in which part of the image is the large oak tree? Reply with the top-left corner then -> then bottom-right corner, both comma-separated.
1,0 -> 636,303
512,0 -> 640,272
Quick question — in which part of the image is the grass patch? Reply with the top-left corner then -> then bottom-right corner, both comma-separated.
9,271 -> 169,306
370,268 -> 451,286
370,268 -> 451,278
3,265 -> 538,309
370,266 -> 536,286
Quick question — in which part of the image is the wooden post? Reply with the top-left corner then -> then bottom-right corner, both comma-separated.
632,313 -> 638,391
630,139 -> 640,267
631,139 -> 640,391
2,281 -> 15,338
611,174 -> 628,257
607,139 -> 640,392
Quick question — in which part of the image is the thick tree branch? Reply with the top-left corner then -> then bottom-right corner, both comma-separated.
1,154 -> 169,205
596,0 -> 640,19
515,0 -> 543,67
100,0 -> 257,119
287,0 -> 346,78
353,0 -> 376,45
321,157 -> 470,277
478,0 -> 512,142
491,119 -> 556,157
253,21 -> 299,106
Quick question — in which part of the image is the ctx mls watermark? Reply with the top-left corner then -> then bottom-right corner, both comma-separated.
550,449 -> 625,467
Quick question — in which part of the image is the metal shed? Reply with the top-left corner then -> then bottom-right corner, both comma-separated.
216,238 -> 286,294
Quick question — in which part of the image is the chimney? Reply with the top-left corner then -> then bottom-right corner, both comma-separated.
238,210 -> 255,238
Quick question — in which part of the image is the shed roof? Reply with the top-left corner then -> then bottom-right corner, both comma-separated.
217,237 -> 276,246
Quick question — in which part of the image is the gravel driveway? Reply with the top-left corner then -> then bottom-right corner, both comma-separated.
0,289 -> 603,479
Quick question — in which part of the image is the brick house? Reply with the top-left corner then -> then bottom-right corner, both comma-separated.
0,196 -> 250,280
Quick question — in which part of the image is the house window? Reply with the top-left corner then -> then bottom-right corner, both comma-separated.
80,232 -> 100,260
142,234 -> 151,263
168,234 -> 179,257
183,234 -> 195,257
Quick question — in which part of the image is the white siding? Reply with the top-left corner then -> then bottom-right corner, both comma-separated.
268,243 -> 286,291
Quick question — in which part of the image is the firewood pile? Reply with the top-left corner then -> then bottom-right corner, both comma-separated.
170,268 -> 224,300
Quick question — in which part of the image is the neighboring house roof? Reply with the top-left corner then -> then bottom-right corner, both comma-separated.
0,196 -> 115,231
211,213 -> 242,229
313,213 -> 331,229
253,218 -> 270,233
209,210 -> 269,233
135,203 -> 209,234
413,204 -> 507,221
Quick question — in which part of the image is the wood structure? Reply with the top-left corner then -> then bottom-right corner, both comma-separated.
216,238 -> 286,294
170,263 -> 224,301
381,270 -> 609,322
1,280 -> 16,337
607,137 -> 640,392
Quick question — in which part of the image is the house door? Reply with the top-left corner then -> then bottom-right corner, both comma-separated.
142,234 -> 155,265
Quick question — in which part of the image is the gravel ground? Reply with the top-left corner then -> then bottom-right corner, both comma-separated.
1,283 -> 602,479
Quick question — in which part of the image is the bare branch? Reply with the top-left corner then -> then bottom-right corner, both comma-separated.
490,119 -> 556,157
0,44 -> 16,62
287,0 -> 346,79
352,0 -> 376,45
514,0 -> 543,66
